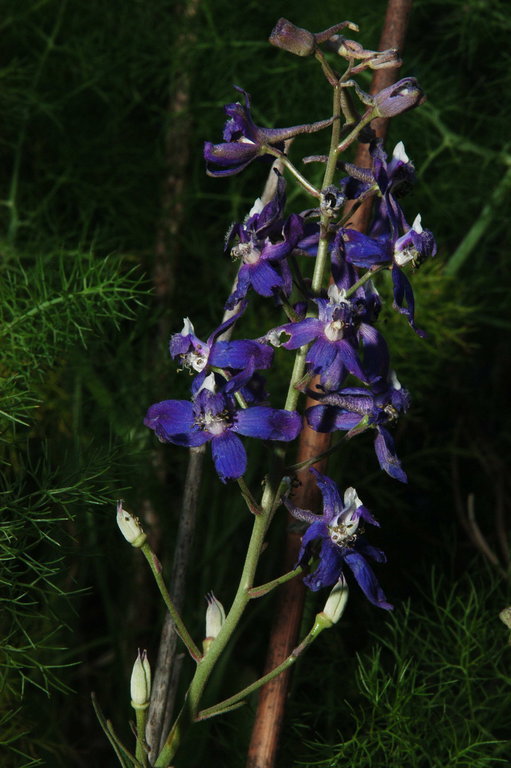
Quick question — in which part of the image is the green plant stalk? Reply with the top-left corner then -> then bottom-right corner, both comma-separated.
285,80 -> 343,417
135,708 -> 148,767
92,693 -> 141,768
196,618 -> 328,720
154,477 -> 280,766
140,543 -> 202,662
264,148 -> 321,198
345,264 -> 387,298
248,566 -> 303,599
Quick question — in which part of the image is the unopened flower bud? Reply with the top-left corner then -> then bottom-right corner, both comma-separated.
499,607 -> 511,629
203,592 -> 225,653
116,500 -> 147,548
373,77 -> 425,118
130,649 -> 151,710
320,575 -> 349,627
269,18 -> 316,57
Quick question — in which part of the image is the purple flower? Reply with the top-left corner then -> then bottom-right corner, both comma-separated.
305,373 -> 410,482
285,468 -> 392,609
266,284 -> 388,390
225,176 -> 304,308
340,142 -> 436,335
204,87 -> 333,177
144,374 -> 302,482
169,308 -> 273,394
373,77 -> 424,118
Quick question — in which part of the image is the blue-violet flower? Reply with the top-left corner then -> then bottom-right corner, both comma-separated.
285,468 -> 392,609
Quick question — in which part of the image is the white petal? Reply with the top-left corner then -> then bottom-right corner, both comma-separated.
392,140 -> 409,164
411,213 -> 423,233
181,317 -> 195,335
390,370 -> 402,390
247,197 -> 264,218
327,284 -> 347,304
199,373 -> 217,393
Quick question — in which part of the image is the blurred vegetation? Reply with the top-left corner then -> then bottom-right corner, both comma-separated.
0,0 -> 509,765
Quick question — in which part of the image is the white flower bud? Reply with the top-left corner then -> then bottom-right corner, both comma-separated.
205,592 -> 225,638
116,501 -> 147,548
322,575 -> 349,625
130,649 -> 151,709
203,592 -> 226,654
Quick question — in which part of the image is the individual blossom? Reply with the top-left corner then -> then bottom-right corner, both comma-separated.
269,18 -> 359,58
130,650 -> 151,710
340,220 -> 435,338
285,468 -> 392,609
169,306 -> 273,394
204,86 -> 333,177
144,373 -> 301,482
372,77 -> 425,118
265,283 -> 388,390
116,501 -> 147,548
224,175 -> 304,309
305,373 -> 410,482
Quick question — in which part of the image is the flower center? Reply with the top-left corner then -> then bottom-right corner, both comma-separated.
394,247 -> 416,267
231,242 -> 261,265
200,409 -> 230,435
328,512 -> 359,547
184,350 -> 208,373
324,319 -> 345,342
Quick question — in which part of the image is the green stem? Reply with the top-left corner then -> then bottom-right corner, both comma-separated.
286,435 -> 347,473
336,110 -> 375,154
134,709 -> 149,767
140,543 -> 202,662
154,473 -> 282,766
345,264 -> 387,298
237,476 -> 262,515
264,148 -> 321,198
248,566 -> 303,599
196,620 -> 327,721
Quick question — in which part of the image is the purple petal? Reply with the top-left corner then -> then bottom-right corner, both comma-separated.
277,318 -> 323,350
306,336 -> 337,372
225,266 -> 251,309
306,405 -> 363,433
303,538 -> 343,591
211,431 -> 247,481
144,400 -> 208,447
343,229 -> 391,267
209,340 -> 273,371
359,324 -> 389,383
204,140 -> 259,166
344,551 -> 393,609
392,267 -> 425,337
234,407 -> 301,441
309,468 -> 343,523
374,427 -> 408,482
250,260 -> 285,296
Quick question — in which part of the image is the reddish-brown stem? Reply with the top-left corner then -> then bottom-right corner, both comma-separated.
246,3 -> 413,766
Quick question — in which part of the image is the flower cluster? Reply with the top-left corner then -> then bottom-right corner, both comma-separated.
144,17 -> 436,609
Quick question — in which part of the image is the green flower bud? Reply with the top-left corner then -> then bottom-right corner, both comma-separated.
130,649 -> 151,710
319,575 -> 349,627
116,500 -> 147,548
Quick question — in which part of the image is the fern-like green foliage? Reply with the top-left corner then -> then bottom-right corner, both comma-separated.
285,564 -> 511,767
